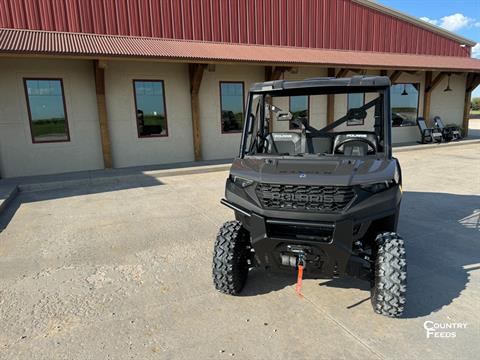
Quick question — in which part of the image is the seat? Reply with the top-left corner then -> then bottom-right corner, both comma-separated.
306,136 -> 333,154
433,116 -> 462,142
266,132 -> 303,155
417,117 -> 442,143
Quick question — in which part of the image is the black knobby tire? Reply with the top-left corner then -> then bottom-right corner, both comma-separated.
212,221 -> 251,295
371,232 -> 407,317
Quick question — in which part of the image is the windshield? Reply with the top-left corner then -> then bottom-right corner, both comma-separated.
241,88 -> 388,158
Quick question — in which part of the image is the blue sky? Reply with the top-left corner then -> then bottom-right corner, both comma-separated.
377,0 -> 480,97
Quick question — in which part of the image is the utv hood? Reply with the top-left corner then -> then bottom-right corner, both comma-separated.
230,156 -> 397,186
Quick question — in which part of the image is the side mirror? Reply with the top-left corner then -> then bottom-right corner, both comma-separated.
277,111 -> 293,121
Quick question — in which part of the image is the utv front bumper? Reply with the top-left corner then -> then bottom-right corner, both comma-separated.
222,180 -> 402,277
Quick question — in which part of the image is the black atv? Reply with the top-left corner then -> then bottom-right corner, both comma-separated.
212,76 -> 407,317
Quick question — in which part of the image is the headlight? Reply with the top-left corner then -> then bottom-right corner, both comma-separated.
394,165 -> 400,184
359,182 -> 390,193
230,175 -> 254,188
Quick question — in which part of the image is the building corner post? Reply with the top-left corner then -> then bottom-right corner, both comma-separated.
189,64 -> 206,161
463,73 -> 480,137
423,71 -> 433,123
93,60 -> 113,168
327,68 -> 336,124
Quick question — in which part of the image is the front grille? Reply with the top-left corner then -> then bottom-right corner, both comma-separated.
256,183 -> 356,212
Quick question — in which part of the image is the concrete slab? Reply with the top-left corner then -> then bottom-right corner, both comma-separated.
0,144 -> 478,359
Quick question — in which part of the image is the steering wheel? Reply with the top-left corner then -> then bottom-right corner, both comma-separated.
333,137 -> 376,155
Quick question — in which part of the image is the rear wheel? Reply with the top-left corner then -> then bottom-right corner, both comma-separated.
212,221 -> 251,295
371,232 -> 407,317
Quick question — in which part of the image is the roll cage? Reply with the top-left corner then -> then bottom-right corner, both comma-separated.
239,76 -> 393,159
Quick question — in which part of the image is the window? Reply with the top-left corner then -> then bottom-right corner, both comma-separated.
347,93 -> 365,126
220,82 -> 244,133
390,83 -> 419,127
133,80 -> 168,137
24,78 -> 69,143
289,95 -> 309,129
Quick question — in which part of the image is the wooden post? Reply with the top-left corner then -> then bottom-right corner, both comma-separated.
327,68 -> 335,124
93,60 -> 113,168
463,90 -> 472,137
423,71 -> 432,121
463,73 -> 480,137
423,71 -> 447,125
336,68 -> 349,78
189,64 -> 206,161
389,70 -> 403,83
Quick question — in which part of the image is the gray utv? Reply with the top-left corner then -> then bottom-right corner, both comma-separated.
212,76 -> 406,317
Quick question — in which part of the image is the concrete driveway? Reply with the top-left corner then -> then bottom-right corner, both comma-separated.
0,144 -> 479,359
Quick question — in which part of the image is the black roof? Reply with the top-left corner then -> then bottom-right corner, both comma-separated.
250,76 -> 391,93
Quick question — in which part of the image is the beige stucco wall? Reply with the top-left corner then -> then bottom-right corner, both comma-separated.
430,73 -> 467,128
0,58 -> 104,178
0,58 -> 469,178
105,61 -> 194,168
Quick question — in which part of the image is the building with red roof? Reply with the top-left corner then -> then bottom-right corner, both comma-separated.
0,0 -> 479,177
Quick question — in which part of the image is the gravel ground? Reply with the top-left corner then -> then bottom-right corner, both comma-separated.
0,144 -> 479,359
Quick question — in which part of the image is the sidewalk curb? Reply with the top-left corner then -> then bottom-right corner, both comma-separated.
393,139 -> 480,153
17,163 -> 232,193
0,186 -> 19,215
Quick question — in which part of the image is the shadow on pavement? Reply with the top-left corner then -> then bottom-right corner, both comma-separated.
239,191 -> 480,318
399,191 -> 479,318
0,175 -> 164,231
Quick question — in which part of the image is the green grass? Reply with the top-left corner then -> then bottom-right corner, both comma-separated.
142,115 -> 166,127
392,107 -> 417,113
470,110 -> 480,115
32,119 -> 67,138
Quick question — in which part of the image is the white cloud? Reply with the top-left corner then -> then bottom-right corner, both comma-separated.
472,43 -> 480,59
420,17 -> 438,26
439,13 -> 474,31
419,13 -> 475,32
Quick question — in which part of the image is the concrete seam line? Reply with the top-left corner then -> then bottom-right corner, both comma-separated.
302,295 -> 386,360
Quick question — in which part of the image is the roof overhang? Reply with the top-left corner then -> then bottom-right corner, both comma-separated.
1,29 -> 480,73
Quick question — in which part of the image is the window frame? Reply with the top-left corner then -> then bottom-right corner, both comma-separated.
346,92 -> 366,127
390,82 -> 420,128
132,79 -> 169,138
288,95 -> 310,130
219,81 -> 245,134
23,77 -> 71,144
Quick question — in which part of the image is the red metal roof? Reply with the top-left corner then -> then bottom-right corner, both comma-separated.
0,0 -> 474,57
1,29 -> 479,72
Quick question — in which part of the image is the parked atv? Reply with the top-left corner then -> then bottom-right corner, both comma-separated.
213,76 -> 407,317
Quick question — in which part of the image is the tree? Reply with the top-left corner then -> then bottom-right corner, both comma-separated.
472,97 -> 480,111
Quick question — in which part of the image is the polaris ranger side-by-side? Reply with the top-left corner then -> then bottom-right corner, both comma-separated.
213,76 -> 407,317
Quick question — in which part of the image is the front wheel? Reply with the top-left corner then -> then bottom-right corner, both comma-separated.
212,221 -> 251,295
371,232 -> 407,317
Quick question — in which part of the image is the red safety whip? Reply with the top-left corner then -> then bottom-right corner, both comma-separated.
295,256 -> 305,298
